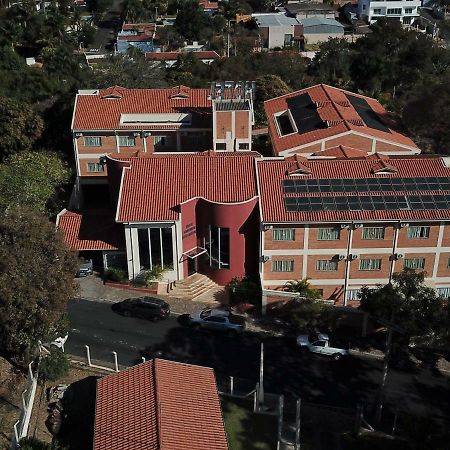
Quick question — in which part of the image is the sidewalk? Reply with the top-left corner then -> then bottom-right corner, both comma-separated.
75,275 -> 220,315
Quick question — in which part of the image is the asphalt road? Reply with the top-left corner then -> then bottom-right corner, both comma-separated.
91,0 -> 124,52
67,299 -> 450,428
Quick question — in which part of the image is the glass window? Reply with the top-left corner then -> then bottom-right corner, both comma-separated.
209,226 -> 230,269
362,227 -> 385,240
315,260 -> 338,271
273,228 -> 295,241
317,228 -> 340,240
404,258 -> 425,270
407,226 -> 430,239
404,7 -> 413,13
437,287 -> 450,299
284,33 -> 293,46
373,8 -> 382,14
448,258 -> 450,269
216,143 -> 227,150
118,135 -> 136,146
138,228 -> 150,270
86,163 -> 104,172
239,143 -> 250,150
272,260 -> 294,272
84,136 -> 102,147
359,258 -> 382,271
150,228 -> 162,267
347,289 -> 362,301
161,228 -> 174,269
387,8 -> 402,14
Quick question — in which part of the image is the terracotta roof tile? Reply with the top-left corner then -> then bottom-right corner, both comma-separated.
56,209 -> 124,250
116,154 -> 258,222
257,156 -> 450,223
73,86 -> 211,131
264,84 -> 419,154
93,359 -> 228,450
311,145 -> 369,158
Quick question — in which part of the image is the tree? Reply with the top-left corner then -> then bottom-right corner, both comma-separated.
0,207 -> 78,361
284,278 -> 322,299
359,269 -> 447,339
174,0 -> 211,41
0,151 -> 71,213
0,97 -> 43,161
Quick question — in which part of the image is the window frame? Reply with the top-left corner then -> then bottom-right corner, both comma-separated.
272,260 -> 294,272
317,227 -> 340,241
86,162 -> 104,173
403,257 -> 425,270
362,226 -> 385,240
359,258 -> 382,271
118,135 -> 136,147
272,228 -> 295,241
315,259 -> 338,271
84,136 -> 102,147
407,226 -> 430,239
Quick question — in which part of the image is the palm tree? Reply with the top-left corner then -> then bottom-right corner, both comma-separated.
284,278 -> 321,300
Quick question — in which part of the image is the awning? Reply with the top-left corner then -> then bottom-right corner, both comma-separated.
183,247 -> 207,259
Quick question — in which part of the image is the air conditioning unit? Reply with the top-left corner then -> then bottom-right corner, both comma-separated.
263,225 -> 273,231
400,223 -> 409,228
262,255 -> 272,262
133,132 -> 140,137
349,254 -> 359,260
143,132 -> 151,137
354,223 -> 363,229
338,254 -> 346,261
74,132 -> 83,138
340,224 -> 350,229
396,253 -> 404,260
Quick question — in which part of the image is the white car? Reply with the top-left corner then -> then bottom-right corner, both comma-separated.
296,333 -> 348,360
188,308 -> 245,334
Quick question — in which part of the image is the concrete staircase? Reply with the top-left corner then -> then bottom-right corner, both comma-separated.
168,273 -> 223,301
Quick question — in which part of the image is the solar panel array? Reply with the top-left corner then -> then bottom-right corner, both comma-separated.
286,94 -> 324,134
283,177 -> 450,194
284,194 -> 450,212
346,94 -> 391,133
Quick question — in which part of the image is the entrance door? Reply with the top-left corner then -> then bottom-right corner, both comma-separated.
187,257 -> 197,276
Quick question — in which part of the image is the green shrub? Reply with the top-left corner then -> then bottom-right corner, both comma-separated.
227,276 -> 261,306
144,265 -> 164,286
104,268 -> 128,284
39,348 -> 69,382
19,437 -> 52,450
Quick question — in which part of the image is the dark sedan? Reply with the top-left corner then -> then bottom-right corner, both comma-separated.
112,297 -> 170,321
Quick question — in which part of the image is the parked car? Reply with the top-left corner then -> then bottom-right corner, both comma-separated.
76,259 -> 93,277
188,308 -> 245,335
296,333 -> 348,360
112,297 -> 170,321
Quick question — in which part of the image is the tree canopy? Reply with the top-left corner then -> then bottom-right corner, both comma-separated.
0,207 -> 78,361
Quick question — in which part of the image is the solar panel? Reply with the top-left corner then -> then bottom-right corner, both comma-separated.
287,94 -> 324,134
346,94 -> 391,133
283,194 -> 450,213
282,177 -> 450,194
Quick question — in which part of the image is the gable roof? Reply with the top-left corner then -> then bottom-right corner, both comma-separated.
56,209 -> 124,250
93,359 -> 228,450
72,86 -> 211,131
264,84 -> 419,154
311,145 -> 369,158
115,153 -> 258,222
257,155 -> 450,223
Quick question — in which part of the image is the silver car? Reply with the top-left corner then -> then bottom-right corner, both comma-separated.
189,308 -> 245,335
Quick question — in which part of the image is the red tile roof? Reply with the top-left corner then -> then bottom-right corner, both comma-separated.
264,84 -> 419,154
145,51 -> 220,60
311,145 -> 369,158
56,209 -> 124,250
72,86 -> 211,131
93,359 -> 228,450
199,0 -> 219,9
117,34 -> 154,42
122,23 -> 156,32
257,155 -> 450,223
116,153 -> 258,222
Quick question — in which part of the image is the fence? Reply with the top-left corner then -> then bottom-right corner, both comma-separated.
11,363 -> 38,449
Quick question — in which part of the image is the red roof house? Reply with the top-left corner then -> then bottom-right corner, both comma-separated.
264,84 -> 420,157
93,359 -> 229,450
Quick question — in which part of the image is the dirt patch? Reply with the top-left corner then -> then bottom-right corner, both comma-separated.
0,357 -> 27,449
28,363 -> 109,446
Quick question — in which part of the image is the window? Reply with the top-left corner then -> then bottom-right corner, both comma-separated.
404,258 -> 425,270
359,258 -> 382,270
448,258 -> 450,269
387,8 -> 402,14
216,143 -> 227,150
315,260 -> 338,271
317,228 -> 340,240
118,136 -> 135,146
362,227 -> 385,240
404,7 -> 413,13
373,8 -> 382,14
208,226 -> 230,269
84,136 -> 102,147
86,163 -> 104,172
403,16 -> 412,24
407,226 -> 430,239
437,287 -> 450,299
272,260 -> 294,272
347,289 -> 362,301
272,228 -> 295,241
284,33 -> 293,46
238,143 -> 249,150
137,227 -> 174,270
275,111 -> 295,136
154,136 -> 167,146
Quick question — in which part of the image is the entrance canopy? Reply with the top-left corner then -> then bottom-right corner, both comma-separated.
183,247 -> 207,259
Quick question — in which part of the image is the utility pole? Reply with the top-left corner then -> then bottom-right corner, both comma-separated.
258,342 -> 264,410
226,20 -> 230,58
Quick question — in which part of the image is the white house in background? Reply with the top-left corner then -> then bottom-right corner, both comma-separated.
358,0 -> 421,24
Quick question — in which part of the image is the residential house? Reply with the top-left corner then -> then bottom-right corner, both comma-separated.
116,23 -> 158,54
145,50 -> 220,67
283,2 -> 336,20
199,0 -> 219,15
264,84 -> 420,157
301,17 -> 344,44
257,153 -> 450,306
357,0 -> 420,24
93,358 -> 229,450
